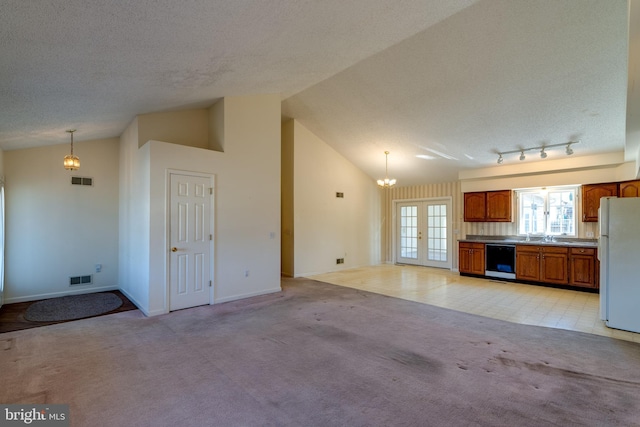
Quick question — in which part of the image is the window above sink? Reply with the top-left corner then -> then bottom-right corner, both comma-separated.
516,186 -> 578,237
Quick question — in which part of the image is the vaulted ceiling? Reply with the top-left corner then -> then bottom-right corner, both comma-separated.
2,0 -> 638,184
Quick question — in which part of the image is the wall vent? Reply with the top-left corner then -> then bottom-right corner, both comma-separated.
71,176 -> 93,186
336,258 -> 344,264
69,275 -> 93,286
336,192 -> 344,198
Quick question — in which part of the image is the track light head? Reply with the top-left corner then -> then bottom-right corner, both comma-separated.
497,154 -> 503,164
519,151 -> 525,161
566,143 -> 574,155
540,148 -> 547,159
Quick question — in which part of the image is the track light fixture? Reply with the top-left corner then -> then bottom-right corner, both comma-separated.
496,141 -> 580,164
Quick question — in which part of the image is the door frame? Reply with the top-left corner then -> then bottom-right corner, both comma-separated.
392,196 -> 453,269
165,169 -> 216,310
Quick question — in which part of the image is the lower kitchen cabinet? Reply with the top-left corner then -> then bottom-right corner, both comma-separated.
515,246 -> 540,281
569,247 -> 599,289
516,245 -> 568,285
540,247 -> 569,285
459,242 -> 485,275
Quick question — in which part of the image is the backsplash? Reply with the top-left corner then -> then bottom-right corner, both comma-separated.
463,221 -> 599,239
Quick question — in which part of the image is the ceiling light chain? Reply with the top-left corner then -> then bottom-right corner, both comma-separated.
377,151 -> 397,188
497,141 -> 579,164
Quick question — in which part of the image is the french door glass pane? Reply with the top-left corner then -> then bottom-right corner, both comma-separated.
400,206 -> 418,259
427,203 -> 447,262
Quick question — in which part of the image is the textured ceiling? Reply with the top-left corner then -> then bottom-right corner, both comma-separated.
1,0 -> 637,185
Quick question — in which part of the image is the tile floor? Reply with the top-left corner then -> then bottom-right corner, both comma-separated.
308,264 -> 640,343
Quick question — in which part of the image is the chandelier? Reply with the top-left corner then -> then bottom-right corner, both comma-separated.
63,129 -> 80,170
377,151 -> 396,188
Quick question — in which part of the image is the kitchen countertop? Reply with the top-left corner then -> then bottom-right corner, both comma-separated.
459,235 -> 598,248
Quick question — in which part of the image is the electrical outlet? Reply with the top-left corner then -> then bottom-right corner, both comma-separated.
586,231 -> 594,238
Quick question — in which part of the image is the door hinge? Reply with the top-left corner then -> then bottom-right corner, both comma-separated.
209,280 -> 212,287
209,234 -> 212,240
209,188 -> 213,195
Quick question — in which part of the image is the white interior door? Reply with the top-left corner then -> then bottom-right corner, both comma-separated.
396,199 -> 452,269
169,173 -> 213,311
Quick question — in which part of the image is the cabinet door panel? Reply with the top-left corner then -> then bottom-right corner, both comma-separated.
619,180 -> 640,198
570,255 -> 596,288
541,252 -> 568,284
581,183 -> 618,222
471,248 -> 485,275
516,247 -> 540,281
486,190 -> 512,222
464,192 -> 486,222
459,248 -> 472,273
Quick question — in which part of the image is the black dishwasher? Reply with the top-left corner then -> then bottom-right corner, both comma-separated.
485,244 -> 516,280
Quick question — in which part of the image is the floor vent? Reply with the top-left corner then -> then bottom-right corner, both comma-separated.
71,176 -> 93,186
69,275 -> 93,286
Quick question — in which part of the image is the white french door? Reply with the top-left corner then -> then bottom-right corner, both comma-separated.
396,198 -> 452,269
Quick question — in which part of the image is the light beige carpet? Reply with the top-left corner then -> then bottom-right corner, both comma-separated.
2,277 -> 639,426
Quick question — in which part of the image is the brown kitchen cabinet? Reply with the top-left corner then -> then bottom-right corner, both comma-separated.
463,190 -> 511,222
515,245 -> 541,281
486,190 -> 512,222
463,192 -> 486,222
619,180 -> 640,198
581,183 -> 618,222
459,242 -> 485,275
569,247 -> 599,289
516,245 -> 569,285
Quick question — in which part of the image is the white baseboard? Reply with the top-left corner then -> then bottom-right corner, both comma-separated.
4,285 -> 119,304
214,287 -> 281,304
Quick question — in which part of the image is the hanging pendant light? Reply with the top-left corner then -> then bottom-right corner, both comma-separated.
63,129 -> 80,170
376,151 -> 396,188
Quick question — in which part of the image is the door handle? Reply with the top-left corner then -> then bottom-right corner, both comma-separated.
171,247 -> 178,252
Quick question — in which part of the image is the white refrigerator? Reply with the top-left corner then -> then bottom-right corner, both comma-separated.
599,196 -> 640,333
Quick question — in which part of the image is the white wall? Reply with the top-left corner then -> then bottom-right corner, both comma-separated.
119,94 -> 281,315
118,118 -> 151,312
288,120 -> 381,277
4,139 -> 120,302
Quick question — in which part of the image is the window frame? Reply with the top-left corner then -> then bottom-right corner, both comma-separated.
516,186 -> 578,237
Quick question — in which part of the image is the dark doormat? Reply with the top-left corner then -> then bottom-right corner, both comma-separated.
0,290 -> 138,333
25,292 -> 123,322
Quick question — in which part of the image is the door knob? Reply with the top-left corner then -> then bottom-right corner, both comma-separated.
171,247 -> 178,252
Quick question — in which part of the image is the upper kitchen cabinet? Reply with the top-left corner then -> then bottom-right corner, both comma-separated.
464,192 -> 486,222
485,190 -> 512,222
619,180 -> 640,198
464,190 -> 512,222
581,183 -> 618,222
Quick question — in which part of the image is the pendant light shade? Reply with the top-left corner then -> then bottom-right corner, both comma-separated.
63,129 -> 80,170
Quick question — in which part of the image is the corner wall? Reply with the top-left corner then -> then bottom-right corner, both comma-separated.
5,139 -> 120,302
119,95 -> 281,315
287,120 -> 381,277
